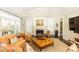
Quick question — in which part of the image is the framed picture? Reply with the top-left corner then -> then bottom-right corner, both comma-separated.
36,19 -> 43,26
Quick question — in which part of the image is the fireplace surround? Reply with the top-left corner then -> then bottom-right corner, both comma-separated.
33,26 -> 47,35
36,30 -> 44,35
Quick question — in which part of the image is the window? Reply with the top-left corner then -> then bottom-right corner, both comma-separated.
0,10 -> 21,36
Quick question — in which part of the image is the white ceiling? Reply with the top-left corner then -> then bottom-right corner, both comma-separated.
0,7 -> 79,18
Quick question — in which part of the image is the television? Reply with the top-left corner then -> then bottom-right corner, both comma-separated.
69,16 -> 79,33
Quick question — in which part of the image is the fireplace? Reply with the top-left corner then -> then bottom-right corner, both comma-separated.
36,30 -> 44,37
33,26 -> 47,35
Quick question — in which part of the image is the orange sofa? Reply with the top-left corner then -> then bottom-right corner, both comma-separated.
0,34 -> 16,44
17,32 -> 32,42
0,34 -> 26,52
0,44 -> 23,52
13,40 -> 26,51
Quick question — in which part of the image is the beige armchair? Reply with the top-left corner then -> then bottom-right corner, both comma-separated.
69,38 -> 79,45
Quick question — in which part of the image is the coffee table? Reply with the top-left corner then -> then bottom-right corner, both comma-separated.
32,38 -> 54,51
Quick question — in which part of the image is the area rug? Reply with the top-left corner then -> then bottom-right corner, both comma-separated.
26,43 -> 35,52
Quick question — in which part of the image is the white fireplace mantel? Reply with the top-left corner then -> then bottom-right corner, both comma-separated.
33,26 -> 48,35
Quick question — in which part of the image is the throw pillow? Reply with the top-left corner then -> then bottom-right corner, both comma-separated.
10,37 -> 18,44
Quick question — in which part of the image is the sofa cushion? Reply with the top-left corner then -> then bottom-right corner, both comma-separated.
0,37 -> 9,44
4,45 -> 23,52
0,45 -> 23,52
0,43 -> 8,47
0,47 -> 8,52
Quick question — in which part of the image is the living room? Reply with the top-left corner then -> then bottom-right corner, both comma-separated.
0,7 -> 79,52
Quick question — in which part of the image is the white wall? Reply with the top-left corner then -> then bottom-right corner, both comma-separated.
22,17 -> 58,35
18,8 -> 79,40
25,18 -> 34,34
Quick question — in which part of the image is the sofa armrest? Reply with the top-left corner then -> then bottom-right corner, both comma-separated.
12,40 -> 26,51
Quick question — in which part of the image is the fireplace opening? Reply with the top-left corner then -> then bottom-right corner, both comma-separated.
36,30 -> 44,37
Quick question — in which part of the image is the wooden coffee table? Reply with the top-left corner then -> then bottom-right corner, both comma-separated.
32,38 -> 54,51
